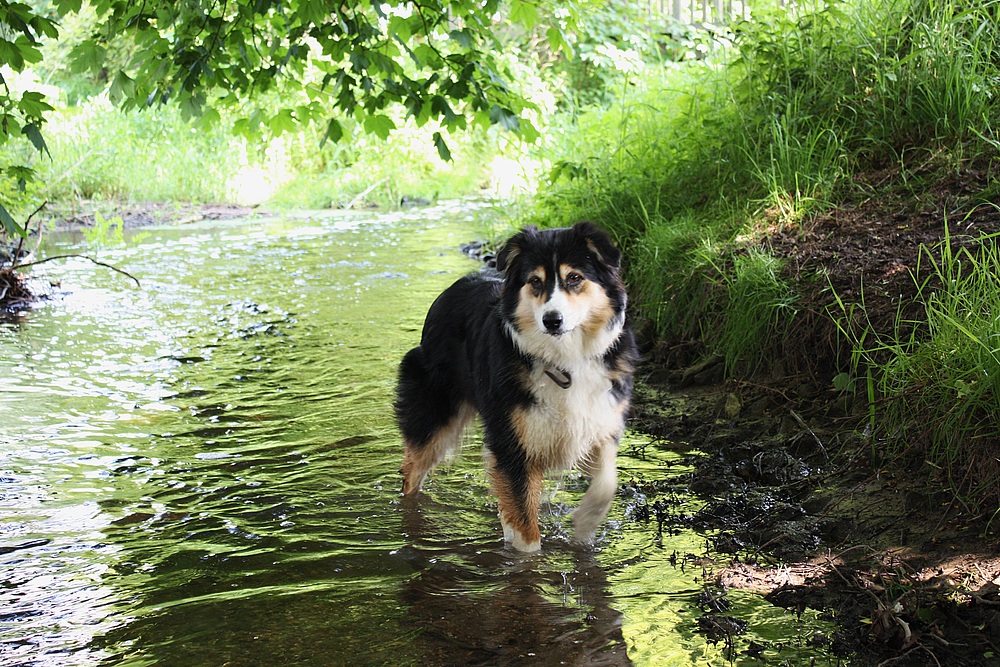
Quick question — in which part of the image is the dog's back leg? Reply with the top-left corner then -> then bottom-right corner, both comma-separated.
396,346 -> 474,495
572,435 -> 621,545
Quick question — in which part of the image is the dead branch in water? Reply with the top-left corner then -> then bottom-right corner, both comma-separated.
14,254 -> 141,287
11,201 -> 47,268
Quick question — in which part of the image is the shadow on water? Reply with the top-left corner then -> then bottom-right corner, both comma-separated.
0,204 -> 834,666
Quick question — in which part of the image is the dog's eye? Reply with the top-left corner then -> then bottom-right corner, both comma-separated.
565,273 -> 584,287
528,276 -> 543,290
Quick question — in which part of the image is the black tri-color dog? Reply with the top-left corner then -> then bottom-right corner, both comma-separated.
395,222 -> 637,552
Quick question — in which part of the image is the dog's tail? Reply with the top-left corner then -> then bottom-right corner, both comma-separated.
396,346 -> 472,494
395,346 -> 428,440
395,346 -> 457,446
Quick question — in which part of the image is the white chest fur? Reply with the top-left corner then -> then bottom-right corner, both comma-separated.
514,359 -> 626,470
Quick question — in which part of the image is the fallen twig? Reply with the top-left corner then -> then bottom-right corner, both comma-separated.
14,253 -> 140,287
11,201 -> 47,268
790,409 -> 830,460
344,177 -> 389,210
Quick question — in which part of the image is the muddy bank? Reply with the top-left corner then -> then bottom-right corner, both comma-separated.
626,372 -> 1000,666
612,159 -> 1000,664
41,201 -> 266,231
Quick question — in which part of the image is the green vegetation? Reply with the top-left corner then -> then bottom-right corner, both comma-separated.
29,98 -> 498,210
529,0 -> 1000,504
536,0 -> 999,324
835,226 -> 1000,507
1,0 -> 566,234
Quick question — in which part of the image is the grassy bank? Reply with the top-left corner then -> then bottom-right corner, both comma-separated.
10,97 -> 503,213
531,0 -> 1000,506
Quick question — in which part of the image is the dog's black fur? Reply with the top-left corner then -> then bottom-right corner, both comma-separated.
396,222 -> 637,551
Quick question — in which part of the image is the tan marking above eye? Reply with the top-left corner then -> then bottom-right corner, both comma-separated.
559,265 -> 587,290
525,270 -> 546,295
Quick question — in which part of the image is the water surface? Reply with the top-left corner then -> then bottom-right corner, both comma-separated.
0,204 -> 832,666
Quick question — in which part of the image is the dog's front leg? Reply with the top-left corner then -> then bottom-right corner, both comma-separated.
486,452 -> 543,552
573,435 -> 620,545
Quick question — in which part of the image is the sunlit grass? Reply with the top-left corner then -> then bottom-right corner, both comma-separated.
21,96 -> 508,212
529,0 -> 1000,376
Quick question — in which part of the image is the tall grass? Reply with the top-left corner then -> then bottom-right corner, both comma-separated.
39,99 -> 244,204
25,98 -> 501,210
532,0 -> 1000,373
835,224 -> 1000,507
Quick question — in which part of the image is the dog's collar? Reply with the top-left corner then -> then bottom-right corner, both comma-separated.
544,366 -> 572,389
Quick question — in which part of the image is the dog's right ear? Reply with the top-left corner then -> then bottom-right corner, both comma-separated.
496,226 -> 537,273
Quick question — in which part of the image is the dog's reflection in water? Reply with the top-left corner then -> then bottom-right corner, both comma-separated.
397,501 -> 632,666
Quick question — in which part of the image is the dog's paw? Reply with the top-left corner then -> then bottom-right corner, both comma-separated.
501,518 -> 542,552
509,535 -> 542,552
572,507 -> 603,542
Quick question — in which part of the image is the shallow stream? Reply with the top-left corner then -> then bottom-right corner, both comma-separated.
1,204 -> 834,666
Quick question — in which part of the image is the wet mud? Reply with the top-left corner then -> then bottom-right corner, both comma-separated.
626,375 -> 1000,666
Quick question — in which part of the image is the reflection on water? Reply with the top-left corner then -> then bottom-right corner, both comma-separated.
0,204 -> 832,666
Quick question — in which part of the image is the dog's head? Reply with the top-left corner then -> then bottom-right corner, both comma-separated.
496,222 -> 626,363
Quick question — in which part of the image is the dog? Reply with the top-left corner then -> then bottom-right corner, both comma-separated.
395,222 -> 637,552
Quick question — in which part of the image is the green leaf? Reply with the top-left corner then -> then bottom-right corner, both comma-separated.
489,104 -> 520,131
0,39 -> 24,71
518,118 -> 540,144
268,108 -> 297,136
17,91 -> 53,118
1,114 -> 22,138
30,16 -> 60,40
6,165 -> 35,185
363,113 -> 395,140
449,29 -> 472,49
320,117 -> 343,146
14,36 -> 42,65
832,372 -> 855,392
412,44 -> 440,68
546,26 -> 574,58
0,202 -> 25,239
108,71 -> 137,106
431,95 -> 459,124
54,0 -> 83,14
432,131 -> 452,162
179,93 -> 206,120
195,106 -> 221,129
510,0 -> 538,29
68,40 -> 107,75
22,122 -> 50,158
387,15 -> 412,43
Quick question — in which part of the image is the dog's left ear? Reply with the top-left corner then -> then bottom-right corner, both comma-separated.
573,221 -> 621,270
496,225 -> 538,273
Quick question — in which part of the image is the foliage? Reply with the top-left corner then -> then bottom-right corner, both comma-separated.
1,0 -> 577,237
714,248 -> 797,376
556,0 -> 663,106
19,90 -> 510,209
82,210 -> 124,247
54,0 -> 548,149
0,1 -> 59,237
531,0 -> 1000,371
834,225 -> 1000,507
36,99 -> 242,203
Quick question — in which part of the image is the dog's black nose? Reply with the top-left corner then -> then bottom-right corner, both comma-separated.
542,311 -> 563,332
